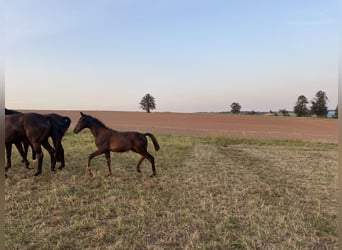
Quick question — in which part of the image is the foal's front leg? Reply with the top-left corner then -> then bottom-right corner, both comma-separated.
87,149 -> 104,177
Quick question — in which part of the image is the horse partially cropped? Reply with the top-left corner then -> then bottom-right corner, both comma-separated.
6,113 -> 55,176
5,108 -> 35,165
73,112 -> 160,177
5,112 -> 71,176
5,108 -> 21,115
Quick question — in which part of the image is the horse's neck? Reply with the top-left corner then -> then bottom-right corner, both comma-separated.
88,124 -> 107,137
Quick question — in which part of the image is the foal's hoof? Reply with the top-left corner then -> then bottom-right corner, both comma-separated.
58,165 -> 65,170
150,173 -> 156,178
34,171 -> 42,176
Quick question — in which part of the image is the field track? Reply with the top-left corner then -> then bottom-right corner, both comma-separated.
21,110 -> 337,143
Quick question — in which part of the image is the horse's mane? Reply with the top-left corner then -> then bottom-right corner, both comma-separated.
86,115 -> 109,129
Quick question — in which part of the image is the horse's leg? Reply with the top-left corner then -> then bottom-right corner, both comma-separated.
137,151 -> 156,177
23,140 -> 36,161
105,152 -> 111,176
145,152 -> 156,177
53,138 -> 65,169
87,149 -> 104,177
5,143 -> 12,171
22,140 -> 28,161
15,142 -> 30,169
136,156 -> 145,173
32,143 -> 44,176
42,140 -> 56,172
30,142 -> 36,161
57,144 -> 65,169
21,141 -> 27,162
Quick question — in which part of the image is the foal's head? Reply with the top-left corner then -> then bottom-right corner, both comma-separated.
73,112 -> 107,134
73,112 -> 90,134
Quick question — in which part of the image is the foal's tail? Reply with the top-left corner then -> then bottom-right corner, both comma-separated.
144,133 -> 160,151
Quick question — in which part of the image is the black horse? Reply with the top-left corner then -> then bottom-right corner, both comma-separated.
6,113 -> 55,176
5,111 -> 71,176
45,113 -> 71,169
5,108 -> 35,165
5,109 -> 71,168
73,112 -> 160,177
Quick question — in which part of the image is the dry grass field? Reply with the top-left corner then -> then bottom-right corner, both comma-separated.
5,111 -> 338,249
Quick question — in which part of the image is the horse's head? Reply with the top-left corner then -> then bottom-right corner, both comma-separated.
73,112 -> 88,134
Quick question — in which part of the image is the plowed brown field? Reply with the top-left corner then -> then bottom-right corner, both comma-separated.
26,110 -> 338,143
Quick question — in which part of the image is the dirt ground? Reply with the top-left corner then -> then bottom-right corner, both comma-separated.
26,110 -> 337,143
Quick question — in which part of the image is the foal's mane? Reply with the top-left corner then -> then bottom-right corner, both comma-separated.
86,115 -> 109,129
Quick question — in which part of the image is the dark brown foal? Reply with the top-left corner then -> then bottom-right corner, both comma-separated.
73,112 -> 160,177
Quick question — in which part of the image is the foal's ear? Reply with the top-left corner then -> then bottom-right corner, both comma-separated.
80,112 -> 84,116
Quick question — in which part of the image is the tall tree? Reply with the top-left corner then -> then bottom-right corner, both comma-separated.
294,95 -> 309,117
230,102 -> 241,114
140,94 -> 156,113
310,90 -> 328,118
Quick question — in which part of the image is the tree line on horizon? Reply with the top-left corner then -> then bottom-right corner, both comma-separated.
139,91 -> 337,118
230,90 -> 337,118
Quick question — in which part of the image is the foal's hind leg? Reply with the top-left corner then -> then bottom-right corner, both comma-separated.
146,152 -> 156,177
136,156 -> 145,173
137,151 -> 156,177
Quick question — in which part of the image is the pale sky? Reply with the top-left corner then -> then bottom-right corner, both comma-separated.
5,0 -> 338,112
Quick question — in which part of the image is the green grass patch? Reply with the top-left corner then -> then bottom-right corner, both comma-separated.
5,132 -> 337,249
